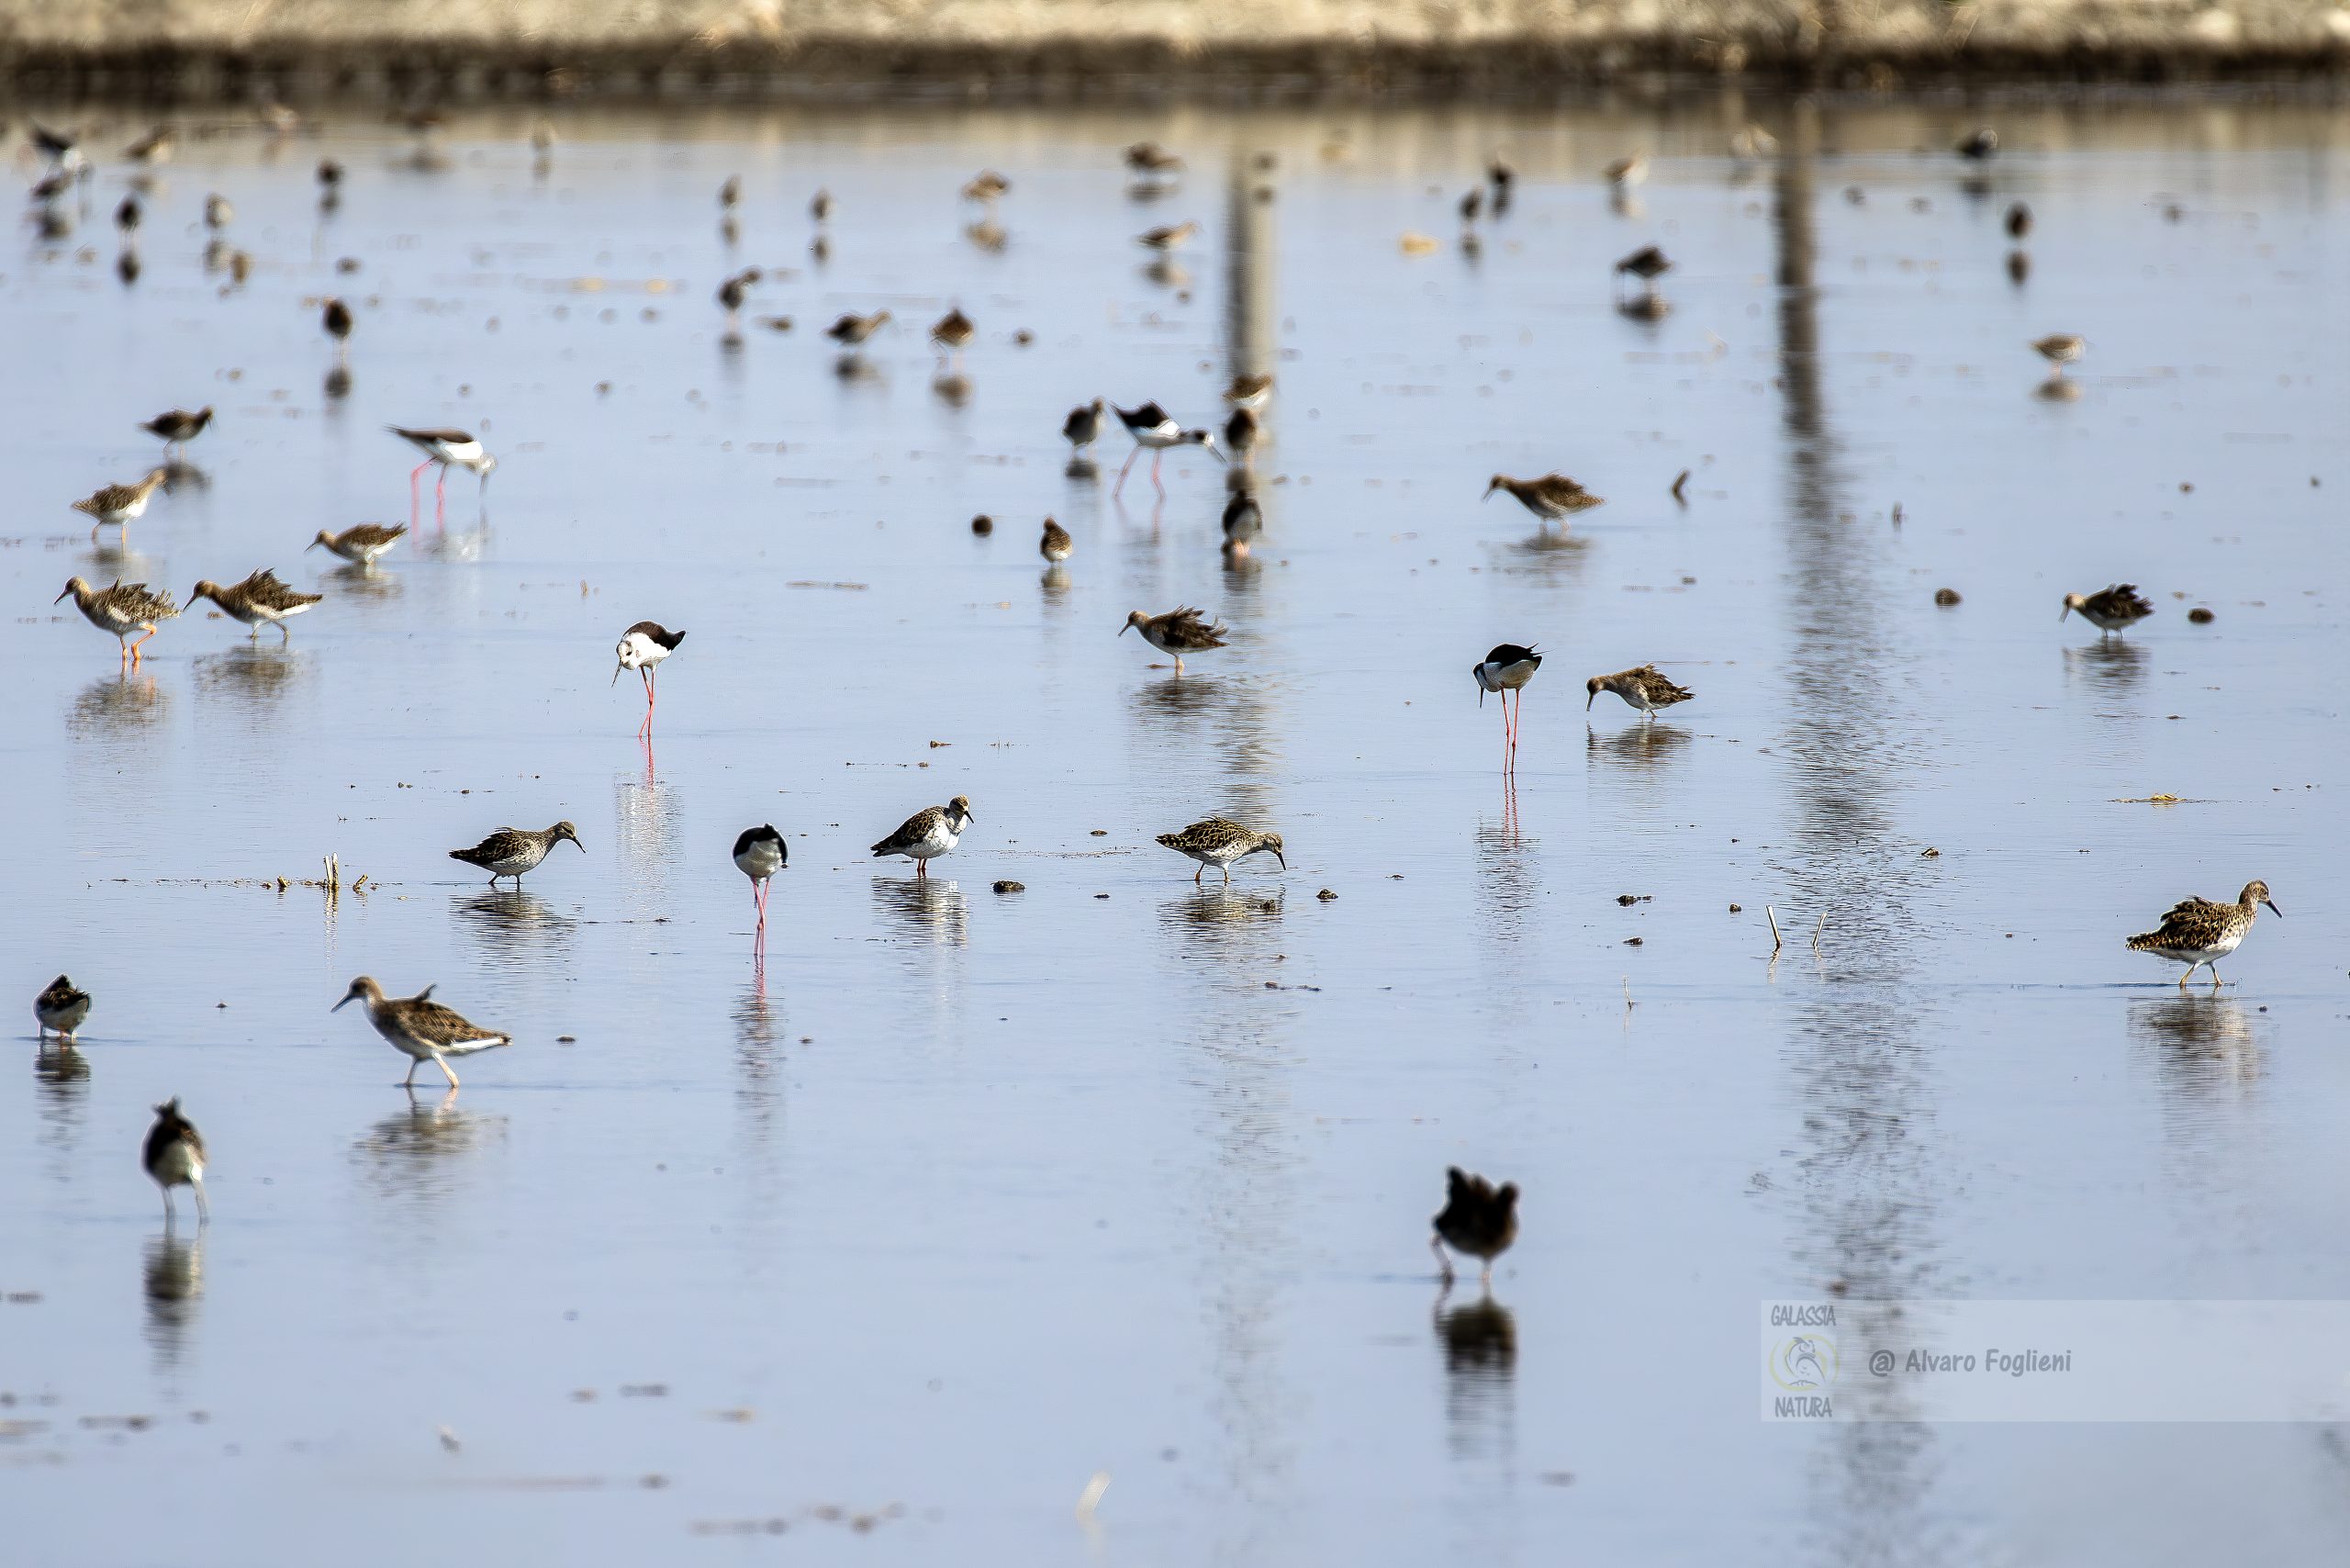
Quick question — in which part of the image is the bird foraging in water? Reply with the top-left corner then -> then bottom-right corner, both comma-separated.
188,569 -> 323,642
1157,818 -> 1285,885
71,469 -> 169,529
715,267 -> 761,329
1613,243 -> 1672,294
1220,490 -> 1262,553
1125,141 -> 1184,177
1604,153 -> 1648,188
115,193 -> 141,237
1431,1167 -> 1518,1289
144,1100 -> 209,1224
2061,584 -> 2153,637
1472,644 -> 1542,772
1484,473 -> 1604,525
962,170 -> 1010,204
871,796 -> 974,880
308,522 -> 407,566
387,427 -> 496,515
56,577 -> 179,665
1222,373 -> 1273,410
1586,664 -> 1694,721
334,977 -> 513,1089
929,307 -> 975,368
824,309 -> 890,349
35,975 -> 91,1041
2031,333 -> 2085,375
2005,201 -> 2033,239
1039,517 -> 1073,563
1223,407 -> 1260,471
448,822 -> 583,889
733,824 -> 787,940
1955,128 -> 1999,161
612,622 -> 685,736
1136,220 -> 1199,252
1062,398 -> 1104,460
321,296 -> 353,352
2128,881 -> 2279,988
1112,402 -> 1223,497
204,193 -> 234,230
1123,606 -> 1227,672
140,406 -> 211,455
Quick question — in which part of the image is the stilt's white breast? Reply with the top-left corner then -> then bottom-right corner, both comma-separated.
736,840 -> 785,879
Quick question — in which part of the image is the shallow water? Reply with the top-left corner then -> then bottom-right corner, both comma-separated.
4,95 -> 2347,1563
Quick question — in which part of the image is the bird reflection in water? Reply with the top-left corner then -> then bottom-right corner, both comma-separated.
2061,638 -> 2147,695
1144,257 -> 1189,289
932,371 -> 972,408
1435,1292 -> 1517,1462
964,218 -> 1007,253
872,875 -> 969,946
143,1228 -> 205,1371
193,644 -> 308,710
1584,721 -> 1693,771
326,561 -> 403,601
324,363 -> 352,402
1473,799 -> 1539,948
354,1088 -> 503,1204
159,460 -> 211,494
2130,995 -> 2262,1092
1064,455 -> 1099,482
417,516 -> 491,561
1505,529 -> 1591,571
1040,563 -> 1071,605
1131,670 -> 1231,723
453,887 -> 575,975
69,670 -> 169,739
2033,375 -> 2083,403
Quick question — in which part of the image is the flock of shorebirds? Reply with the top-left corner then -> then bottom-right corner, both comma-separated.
20,116 -> 2277,1288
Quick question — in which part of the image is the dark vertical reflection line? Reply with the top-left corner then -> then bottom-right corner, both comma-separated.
1771,102 -> 1962,1567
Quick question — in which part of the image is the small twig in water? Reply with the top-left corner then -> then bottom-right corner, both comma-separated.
1622,976 -> 1634,1011
1813,911 -> 1829,952
1670,468 -> 1690,504
1767,904 -> 1783,952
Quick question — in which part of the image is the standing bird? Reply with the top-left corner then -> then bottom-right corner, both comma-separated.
447,822 -> 583,890
1125,141 -> 1184,177
1156,818 -> 1286,885
1586,664 -> 1695,722
1955,128 -> 1999,161
2128,881 -> 2280,989
1604,153 -> 1648,188
1472,644 -> 1543,772
719,175 -> 741,211
612,622 -> 685,736
1136,220 -> 1200,252
308,522 -> 408,566
2031,333 -> 2085,375
317,159 -> 343,207
35,975 -> 92,1041
2061,584 -> 2154,638
1112,401 -> 1223,497
733,824 -> 787,940
123,126 -> 176,163
1220,490 -> 1263,554
187,569 -> 323,642
140,406 -> 211,456
1431,1167 -> 1518,1290
824,309 -> 890,350
1484,473 -> 1605,525
31,123 -> 83,170
1222,373 -> 1273,410
1039,517 -> 1073,563
334,977 -> 513,1089
929,307 -> 975,369
71,469 -> 170,529
321,296 -> 353,355
962,170 -> 1010,204
143,1100 -> 210,1225
203,194 -> 234,230
2005,201 -> 2033,240
810,188 -> 834,222
870,796 -> 975,880
387,427 -> 497,514
715,266 -> 762,330
115,193 -> 141,238
55,578 -> 179,665
1613,244 -> 1672,298
1223,407 -> 1260,471
1062,398 -> 1105,460
1122,606 -> 1227,673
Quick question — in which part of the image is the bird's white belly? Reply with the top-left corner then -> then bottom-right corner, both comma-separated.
152,1142 -> 203,1184
737,843 -> 784,879
904,828 -> 958,860
1184,843 -> 1244,867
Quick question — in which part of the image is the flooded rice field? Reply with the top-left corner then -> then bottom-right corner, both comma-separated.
4,95 -> 2348,1562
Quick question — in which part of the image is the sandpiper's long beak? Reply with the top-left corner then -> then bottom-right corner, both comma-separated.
2059,604 -> 2071,622
2265,900 -> 2283,917
305,538 -> 320,552
1117,622 -> 1131,636
1482,482 -> 1498,501
330,991 -> 354,1012
1586,690 -> 1596,711
52,586 -> 71,604
1274,852 -> 1287,870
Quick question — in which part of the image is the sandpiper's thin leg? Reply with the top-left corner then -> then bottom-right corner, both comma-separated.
1481,1260 -> 1494,1289
438,1055 -> 460,1089
1113,443 -> 1141,495
1193,865 -> 1203,885
2208,964 -> 2223,989
1222,866 -> 1232,885
277,622 -> 289,644
403,1058 -> 420,1088
162,1188 -> 175,1222
192,1179 -> 209,1224
1429,1234 -> 1453,1284
2177,963 -> 2194,990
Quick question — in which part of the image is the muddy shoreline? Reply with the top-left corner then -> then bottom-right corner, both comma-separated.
6,8 -> 2348,104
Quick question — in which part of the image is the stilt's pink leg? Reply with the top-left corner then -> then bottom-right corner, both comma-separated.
1114,443 -> 1140,496
1151,450 -> 1166,496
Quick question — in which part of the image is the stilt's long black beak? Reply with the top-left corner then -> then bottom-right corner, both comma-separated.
610,662 -> 623,687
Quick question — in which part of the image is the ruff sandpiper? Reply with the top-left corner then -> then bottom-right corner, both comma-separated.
1157,818 -> 1286,885
1586,664 -> 1694,721
56,577 -> 179,665
1113,402 -> 1223,497
1484,473 -> 1604,525
1432,1167 -> 1518,1289
715,267 -> 761,330
35,975 -> 91,1041
388,427 -> 497,512
613,622 -> 685,736
144,1099 -> 209,1224
322,297 -> 353,357
1125,141 -> 1184,177
2062,584 -> 2153,638
1223,373 -> 1273,410
1039,517 -> 1073,563
1956,128 -> 1999,161
1136,220 -> 1200,253
1605,154 -> 1648,188
308,522 -> 408,566
962,170 -> 1010,204
72,469 -> 169,530
1123,606 -> 1227,672
825,309 -> 890,351
871,796 -> 974,880
930,307 -> 975,369
115,193 -> 141,238
1613,244 -> 1672,300
188,569 -> 323,642
2129,881 -> 2280,988
2031,334 -> 2084,375
1062,398 -> 1105,460
334,977 -> 513,1089
2006,202 -> 2033,240
733,824 -> 787,938
449,822 -> 583,889
1472,644 -> 1543,771
140,406 -> 210,455
123,126 -> 176,163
